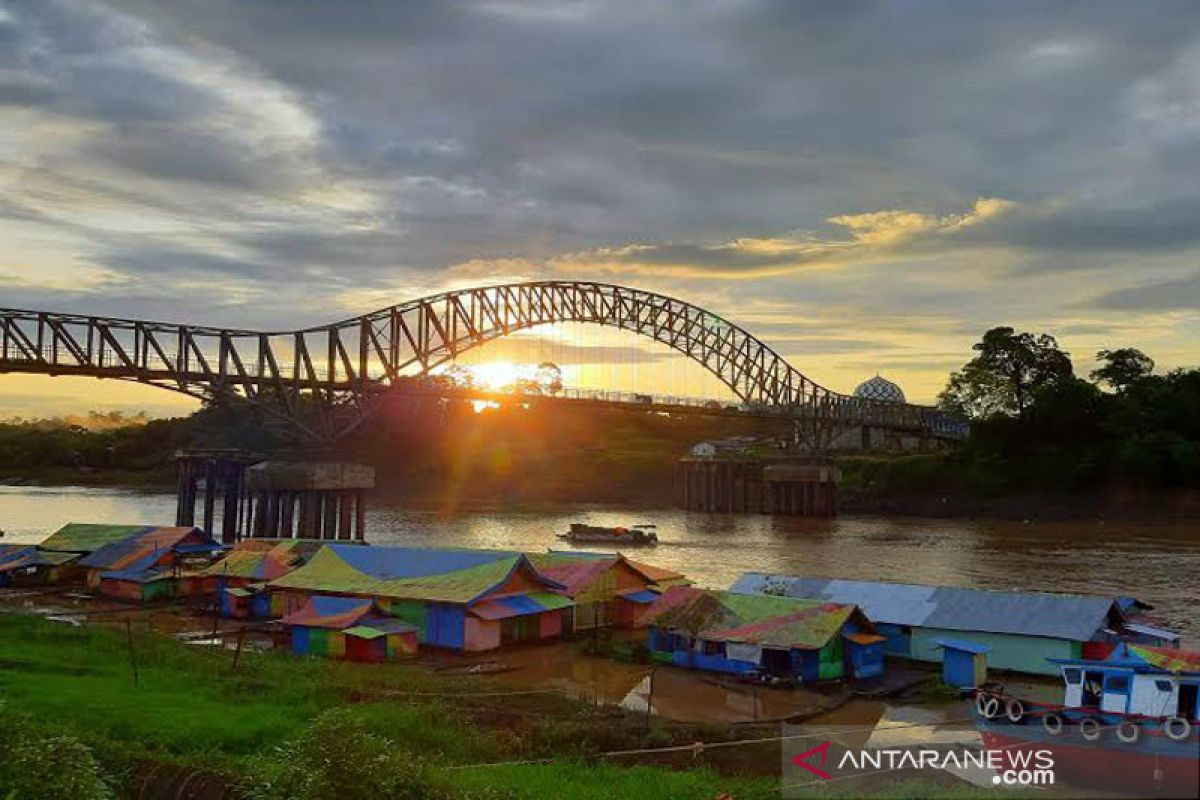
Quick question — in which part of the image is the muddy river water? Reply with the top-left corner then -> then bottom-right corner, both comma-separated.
2,485 -> 1197,640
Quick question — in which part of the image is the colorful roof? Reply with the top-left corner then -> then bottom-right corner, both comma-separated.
201,541 -> 316,580
79,527 -> 213,579
644,586 -> 864,650
470,591 -> 574,620
269,545 -> 560,604
732,573 -> 1129,642
343,617 -> 420,639
38,523 -> 148,554
527,551 -> 686,597
1126,645 -> 1200,674
0,544 -> 78,572
279,595 -> 376,629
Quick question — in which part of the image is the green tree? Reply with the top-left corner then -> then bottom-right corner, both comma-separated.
939,326 -> 1073,419
1091,347 -> 1155,392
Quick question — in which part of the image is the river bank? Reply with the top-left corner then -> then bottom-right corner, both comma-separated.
0,610 -> 998,800
6,465 -> 1200,523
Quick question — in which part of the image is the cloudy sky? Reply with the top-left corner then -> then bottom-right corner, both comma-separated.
2,0 -> 1198,416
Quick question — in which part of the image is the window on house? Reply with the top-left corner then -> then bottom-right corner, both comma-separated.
1155,680 -> 1173,693
1064,668 -> 1081,684
702,640 -> 725,656
1105,675 -> 1130,693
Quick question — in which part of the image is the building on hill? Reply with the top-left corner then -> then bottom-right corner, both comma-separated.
195,540 -> 322,618
280,595 -> 419,661
642,586 -> 885,682
268,545 -> 571,651
0,545 -> 79,587
78,526 -> 222,602
730,573 -> 1179,676
527,550 -> 689,630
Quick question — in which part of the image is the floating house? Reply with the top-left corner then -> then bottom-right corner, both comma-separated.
38,523 -> 151,555
527,551 -> 689,630
197,540 -> 320,618
643,586 -> 885,682
269,545 -> 571,651
731,574 -> 1177,676
78,526 -> 221,601
280,595 -> 419,662
0,545 -> 78,587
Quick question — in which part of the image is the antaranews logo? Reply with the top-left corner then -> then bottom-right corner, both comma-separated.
781,726 -> 1056,797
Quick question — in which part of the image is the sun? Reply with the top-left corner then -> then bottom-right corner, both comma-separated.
468,360 -> 523,391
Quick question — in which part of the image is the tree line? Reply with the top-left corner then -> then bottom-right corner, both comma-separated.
937,327 -> 1199,490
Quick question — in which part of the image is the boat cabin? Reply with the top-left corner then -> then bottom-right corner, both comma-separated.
1050,643 -> 1200,721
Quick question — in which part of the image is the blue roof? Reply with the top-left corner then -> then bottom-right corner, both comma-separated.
621,589 -> 659,604
327,545 -> 518,580
933,638 -> 990,655
730,573 -> 1125,642
309,594 -> 375,616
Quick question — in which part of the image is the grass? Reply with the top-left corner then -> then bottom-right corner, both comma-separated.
0,614 -> 778,798
0,614 -> 1017,799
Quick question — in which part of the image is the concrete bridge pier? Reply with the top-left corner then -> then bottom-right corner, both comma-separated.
243,461 -> 374,541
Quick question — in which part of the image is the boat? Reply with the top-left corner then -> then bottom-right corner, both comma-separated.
557,523 -> 658,545
970,642 -> 1199,797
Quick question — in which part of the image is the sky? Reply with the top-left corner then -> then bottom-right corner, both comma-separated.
1,0 -> 1198,417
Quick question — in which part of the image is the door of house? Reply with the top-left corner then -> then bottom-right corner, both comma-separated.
1081,670 -> 1104,708
1178,683 -> 1198,720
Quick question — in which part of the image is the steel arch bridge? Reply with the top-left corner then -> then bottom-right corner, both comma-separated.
0,280 -> 964,441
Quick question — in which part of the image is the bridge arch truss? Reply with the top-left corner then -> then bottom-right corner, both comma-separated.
0,281 -> 962,440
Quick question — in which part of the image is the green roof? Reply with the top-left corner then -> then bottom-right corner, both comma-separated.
268,546 -> 533,604
39,524 -> 148,554
650,589 -> 858,650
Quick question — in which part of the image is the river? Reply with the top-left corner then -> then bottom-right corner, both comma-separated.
2,485 -> 1196,640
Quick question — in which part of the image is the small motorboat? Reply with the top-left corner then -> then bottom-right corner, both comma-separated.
557,522 -> 658,545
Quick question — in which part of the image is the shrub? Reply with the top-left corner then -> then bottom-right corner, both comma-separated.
0,705 -> 114,800
241,707 -> 451,800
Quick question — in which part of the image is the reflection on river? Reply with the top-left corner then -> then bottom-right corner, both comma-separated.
2,485 -> 1197,639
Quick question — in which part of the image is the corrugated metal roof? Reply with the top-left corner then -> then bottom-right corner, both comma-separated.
730,573 -> 1123,642
470,590 -> 574,620
79,527 -> 207,574
280,596 -> 375,629
200,541 -> 312,580
269,545 -> 559,604
1127,644 -> 1200,674
644,586 -> 857,650
344,617 -> 419,639
39,523 -> 148,553
0,544 -> 78,571
331,545 -> 518,580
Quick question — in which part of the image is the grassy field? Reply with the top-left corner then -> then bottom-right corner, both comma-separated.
0,614 -> 1009,799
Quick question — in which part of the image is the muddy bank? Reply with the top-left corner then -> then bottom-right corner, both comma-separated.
840,485 -> 1200,522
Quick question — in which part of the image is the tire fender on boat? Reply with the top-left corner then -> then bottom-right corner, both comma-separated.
1163,717 -> 1191,742
1042,712 -> 1064,736
976,693 -> 1000,719
1004,698 -> 1026,724
1115,721 -> 1141,744
1080,717 -> 1102,742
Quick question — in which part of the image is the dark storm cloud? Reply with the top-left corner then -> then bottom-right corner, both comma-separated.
1089,272 -> 1200,310
2,0 -> 1200,338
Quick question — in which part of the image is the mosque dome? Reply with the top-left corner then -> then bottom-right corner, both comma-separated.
853,374 -> 906,403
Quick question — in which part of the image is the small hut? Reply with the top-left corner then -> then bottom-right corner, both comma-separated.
933,639 -> 990,689
280,595 -> 417,661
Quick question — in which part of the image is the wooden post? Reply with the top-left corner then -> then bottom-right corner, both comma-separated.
232,628 -> 246,673
354,491 -> 366,540
202,458 -> 216,535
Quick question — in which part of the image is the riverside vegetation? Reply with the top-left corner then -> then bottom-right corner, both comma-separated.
1,328 -> 1196,516
0,614 -> 1008,799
